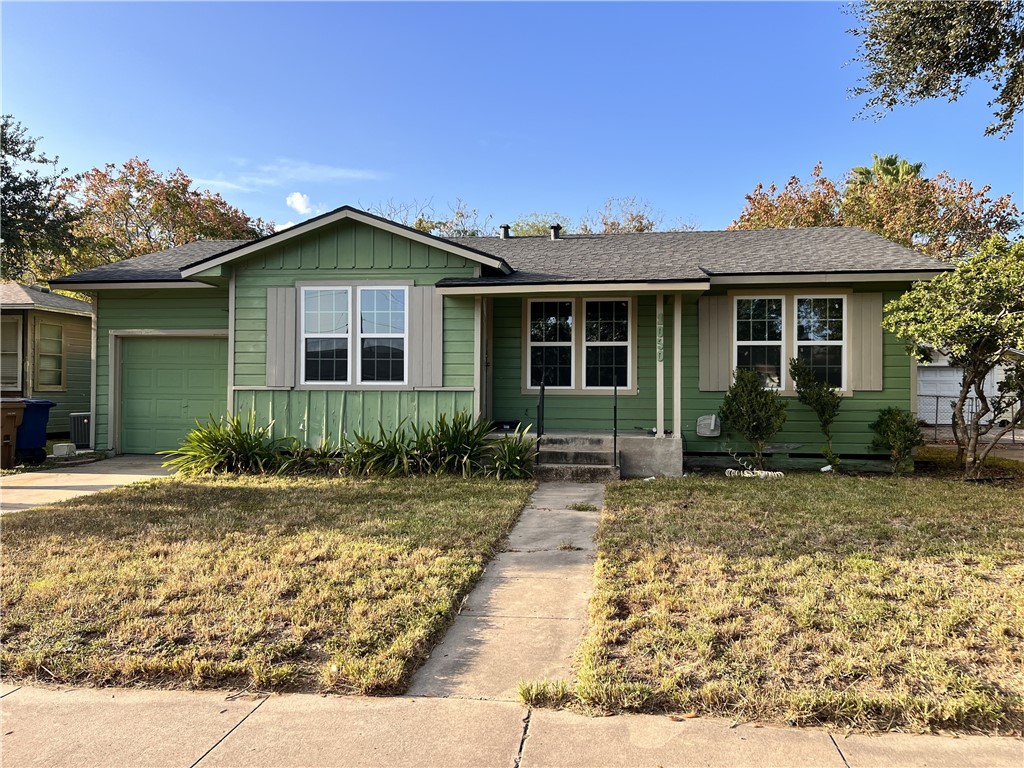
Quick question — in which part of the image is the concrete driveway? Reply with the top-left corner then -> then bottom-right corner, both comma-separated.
0,455 -> 170,515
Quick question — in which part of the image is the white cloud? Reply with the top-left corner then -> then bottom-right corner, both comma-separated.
196,158 -> 384,198
286,192 -> 312,215
274,221 -> 297,232
194,177 -> 255,193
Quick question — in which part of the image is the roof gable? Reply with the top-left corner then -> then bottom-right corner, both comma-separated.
0,282 -> 93,315
179,206 -> 512,278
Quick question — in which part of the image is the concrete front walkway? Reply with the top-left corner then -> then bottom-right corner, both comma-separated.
0,455 -> 169,514
408,481 -> 603,701
1,685 -> 1020,767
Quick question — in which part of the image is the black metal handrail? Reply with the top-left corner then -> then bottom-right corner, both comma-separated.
537,382 -> 545,439
612,378 -> 619,468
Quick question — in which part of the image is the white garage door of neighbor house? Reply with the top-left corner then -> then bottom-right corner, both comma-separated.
120,337 -> 228,453
917,365 -> 998,425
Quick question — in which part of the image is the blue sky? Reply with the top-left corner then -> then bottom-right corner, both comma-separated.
3,1 -> 1021,231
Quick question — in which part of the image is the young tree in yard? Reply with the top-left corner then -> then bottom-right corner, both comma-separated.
731,160 -> 1020,263
0,116 -> 79,281
65,158 -> 274,271
849,0 -> 1024,138
789,358 -> 843,467
719,368 -> 788,470
882,236 -> 1024,477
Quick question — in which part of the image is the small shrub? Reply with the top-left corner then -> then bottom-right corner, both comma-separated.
719,369 -> 788,470
276,436 -> 341,476
489,425 -> 538,480
869,407 -> 924,474
432,411 -> 494,478
789,358 -> 843,467
160,412 -> 289,476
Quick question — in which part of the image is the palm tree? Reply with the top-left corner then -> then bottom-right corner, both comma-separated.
849,154 -> 925,187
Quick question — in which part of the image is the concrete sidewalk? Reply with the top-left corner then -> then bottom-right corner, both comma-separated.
408,481 -> 603,700
0,455 -> 169,514
1,685 -> 1020,767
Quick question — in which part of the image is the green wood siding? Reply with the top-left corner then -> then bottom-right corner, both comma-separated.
490,288 -> 914,456
23,310 -> 91,435
235,389 -> 474,444
232,220 -> 477,388
94,288 -> 229,451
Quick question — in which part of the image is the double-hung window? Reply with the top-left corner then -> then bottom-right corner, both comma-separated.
301,286 -> 408,386
584,299 -> 630,388
358,287 -> 407,384
795,297 -> 845,389
35,322 -> 64,390
1,316 -> 21,390
302,288 -> 351,383
735,297 -> 784,388
528,300 -> 573,388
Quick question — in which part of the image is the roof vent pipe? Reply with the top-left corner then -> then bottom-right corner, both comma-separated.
550,223 -> 562,240
499,224 -> 510,239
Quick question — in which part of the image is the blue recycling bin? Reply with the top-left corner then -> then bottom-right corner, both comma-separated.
16,399 -> 56,465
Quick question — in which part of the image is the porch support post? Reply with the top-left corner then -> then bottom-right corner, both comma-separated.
673,292 -> 682,438
656,294 -> 665,437
473,295 -> 482,419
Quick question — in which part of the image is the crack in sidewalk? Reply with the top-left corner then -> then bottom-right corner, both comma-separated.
191,695 -> 267,767
828,733 -> 852,768
513,707 -> 532,768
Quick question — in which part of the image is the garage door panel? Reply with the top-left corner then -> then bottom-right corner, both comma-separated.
120,337 -> 227,453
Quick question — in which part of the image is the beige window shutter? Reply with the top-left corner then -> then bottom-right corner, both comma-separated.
265,287 -> 296,388
408,285 -> 443,388
851,292 -> 884,391
698,294 -> 731,391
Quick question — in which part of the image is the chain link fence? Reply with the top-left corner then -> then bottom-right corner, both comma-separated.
917,394 -> 1020,444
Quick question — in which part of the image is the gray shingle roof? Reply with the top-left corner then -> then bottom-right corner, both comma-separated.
439,227 -> 950,286
49,226 -> 949,288
0,282 -> 93,314
50,240 -> 250,284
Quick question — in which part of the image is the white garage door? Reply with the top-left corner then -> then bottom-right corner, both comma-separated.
917,365 -> 998,424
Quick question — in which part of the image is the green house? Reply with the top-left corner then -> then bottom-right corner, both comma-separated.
50,206 -> 950,475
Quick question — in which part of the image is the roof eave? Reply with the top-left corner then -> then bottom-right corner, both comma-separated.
436,280 -> 711,296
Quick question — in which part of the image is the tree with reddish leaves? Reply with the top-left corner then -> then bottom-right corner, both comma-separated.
730,159 -> 1020,263
65,158 -> 274,270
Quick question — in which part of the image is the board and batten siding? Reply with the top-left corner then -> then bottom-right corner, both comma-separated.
231,219 -> 479,441
93,288 -> 229,451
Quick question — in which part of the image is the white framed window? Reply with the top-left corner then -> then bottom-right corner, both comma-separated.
584,298 -> 630,389
795,296 -> 846,389
1,316 -> 22,390
357,286 -> 407,385
35,321 -> 65,390
528,299 -> 574,388
734,297 -> 785,389
301,287 -> 352,384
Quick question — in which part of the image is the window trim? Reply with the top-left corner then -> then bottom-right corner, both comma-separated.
355,285 -> 409,386
300,286 -> 353,386
794,295 -> 848,392
522,297 -> 638,395
1,315 -> 23,391
733,295 -> 786,390
582,297 -> 632,391
34,320 -> 66,392
526,298 -> 576,390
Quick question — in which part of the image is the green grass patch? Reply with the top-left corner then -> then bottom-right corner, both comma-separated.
573,472 -> 1024,732
1,475 -> 532,694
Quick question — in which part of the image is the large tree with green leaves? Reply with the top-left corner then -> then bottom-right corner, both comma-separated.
882,236 -> 1024,477
731,159 -> 1020,263
61,158 -> 274,273
0,116 -> 79,281
849,1 -> 1024,138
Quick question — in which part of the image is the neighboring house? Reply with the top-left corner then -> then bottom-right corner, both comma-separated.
916,353 -> 1003,426
50,206 -> 950,474
0,282 -> 93,435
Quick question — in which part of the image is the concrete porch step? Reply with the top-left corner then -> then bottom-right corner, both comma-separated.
537,449 -> 616,466
538,433 -> 615,451
534,464 -> 621,483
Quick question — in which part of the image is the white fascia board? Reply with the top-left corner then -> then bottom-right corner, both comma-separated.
2,302 -> 93,317
179,209 -> 510,277
709,271 -> 946,285
436,281 -> 711,296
